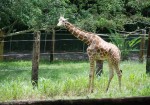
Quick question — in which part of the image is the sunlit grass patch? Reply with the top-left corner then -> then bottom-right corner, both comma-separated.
0,60 -> 149,101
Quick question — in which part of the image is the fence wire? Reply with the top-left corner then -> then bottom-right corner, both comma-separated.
0,28 -> 149,60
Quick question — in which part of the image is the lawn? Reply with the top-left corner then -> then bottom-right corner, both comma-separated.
0,60 -> 150,102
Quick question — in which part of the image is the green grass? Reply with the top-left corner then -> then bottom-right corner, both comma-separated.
0,60 -> 150,102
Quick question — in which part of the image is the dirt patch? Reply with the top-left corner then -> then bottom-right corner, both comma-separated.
3,52 -> 142,61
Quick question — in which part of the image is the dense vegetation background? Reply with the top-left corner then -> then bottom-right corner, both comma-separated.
0,0 -> 150,33
0,0 -> 150,59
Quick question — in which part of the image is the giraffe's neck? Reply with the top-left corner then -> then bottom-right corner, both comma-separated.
64,22 -> 94,45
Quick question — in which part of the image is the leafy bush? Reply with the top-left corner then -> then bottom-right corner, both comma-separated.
96,0 -> 124,14
109,31 -> 141,60
75,13 -> 97,32
96,18 -> 116,30
127,0 -> 150,11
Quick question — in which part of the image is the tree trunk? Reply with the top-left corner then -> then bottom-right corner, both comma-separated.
32,31 -> 41,88
0,30 -> 4,61
50,28 -> 55,62
139,29 -> 146,63
146,28 -> 150,74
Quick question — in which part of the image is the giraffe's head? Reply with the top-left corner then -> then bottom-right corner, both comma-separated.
57,16 -> 68,26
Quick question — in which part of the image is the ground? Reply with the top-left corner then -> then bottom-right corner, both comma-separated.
0,60 -> 150,102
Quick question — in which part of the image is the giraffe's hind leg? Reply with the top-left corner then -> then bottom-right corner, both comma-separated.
106,61 -> 114,92
88,57 -> 95,93
114,63 -> 122,91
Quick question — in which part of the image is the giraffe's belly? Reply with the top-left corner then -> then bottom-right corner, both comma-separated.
94,53 -> 108,60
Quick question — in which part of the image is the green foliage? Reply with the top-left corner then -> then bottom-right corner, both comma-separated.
9,0 -> 70,29
11,0 -> 42,28
127,0 -> 150,11
130,14 -> 150,25
75,13 -> 97,32
128,37 -> 141,49
96,0 -> 124,14
96,18 -> 117,30
1,0 -> 150,32
0,0 -> 12,27
0,0 -> 74,30
70,0 -> 124,15
70,0 -> 125,31
109,32 -> 141,60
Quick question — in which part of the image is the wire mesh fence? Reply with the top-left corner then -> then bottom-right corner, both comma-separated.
0,28 -> 149,61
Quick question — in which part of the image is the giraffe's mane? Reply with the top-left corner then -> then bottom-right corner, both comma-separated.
76,27 -> 93,34
66,21 -> 94,35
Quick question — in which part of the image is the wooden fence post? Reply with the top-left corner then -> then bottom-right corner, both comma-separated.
139,29 -> 146,63
96,60 -> 103,76
32,31 -> 41,88
0,29 -> 4,61
146,28 -> 150,74
50,28 -> 55,62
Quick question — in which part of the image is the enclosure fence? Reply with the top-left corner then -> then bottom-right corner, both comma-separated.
0,28 -> 149,61
1,27 -> 150,89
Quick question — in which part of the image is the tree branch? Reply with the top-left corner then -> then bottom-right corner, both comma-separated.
1,28 -> 34,38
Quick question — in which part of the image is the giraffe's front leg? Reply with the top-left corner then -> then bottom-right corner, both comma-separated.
88,56 -> 95,93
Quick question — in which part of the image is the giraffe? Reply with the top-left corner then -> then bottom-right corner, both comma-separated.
57,16 -> 122,93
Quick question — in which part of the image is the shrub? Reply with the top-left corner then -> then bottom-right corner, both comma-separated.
109,31 -> 141,60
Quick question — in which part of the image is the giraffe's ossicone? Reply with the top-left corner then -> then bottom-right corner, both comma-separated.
57,16 -> 122,93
